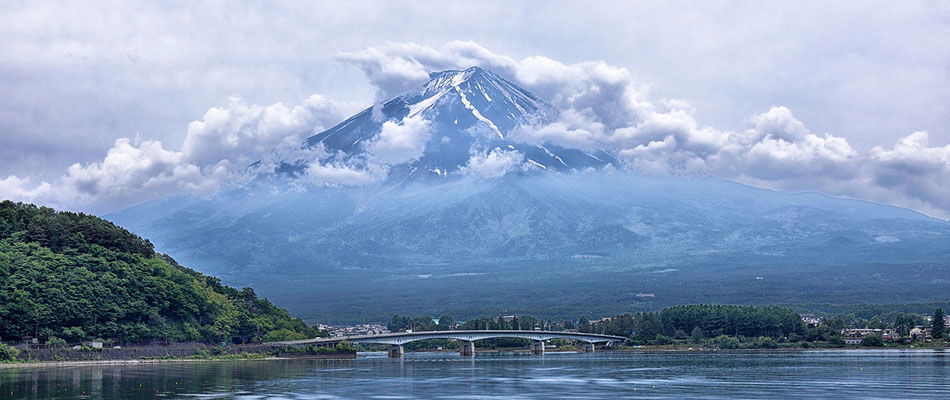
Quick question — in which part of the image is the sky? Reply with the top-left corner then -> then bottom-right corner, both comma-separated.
1,1 -> 949,217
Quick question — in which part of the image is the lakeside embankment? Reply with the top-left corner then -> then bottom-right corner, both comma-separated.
1,353 -> 356,369
0,342 -> 357,368
6,345 -> 946,369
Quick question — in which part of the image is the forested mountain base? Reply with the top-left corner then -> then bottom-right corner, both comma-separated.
0,201 -> 320,345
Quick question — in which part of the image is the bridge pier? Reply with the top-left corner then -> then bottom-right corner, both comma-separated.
581,342 -> 595,353
458,340 -> 475,356
388,344 -> 404,358
531,340 -> 545,355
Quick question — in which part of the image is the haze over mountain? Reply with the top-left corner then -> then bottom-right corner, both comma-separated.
108,68 -> 950,323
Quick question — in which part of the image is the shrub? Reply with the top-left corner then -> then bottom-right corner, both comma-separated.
0,343 -> 19,361
652,335 -> 673,345
46,337 -> 67,347
714,335 -> 741,349
754,337 -> 778,349
828,335 -> 845,347
335,340 -> 356,353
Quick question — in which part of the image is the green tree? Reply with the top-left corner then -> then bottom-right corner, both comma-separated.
861,335 -> 884,347
690,327 -> 705,343
260,328 -> 309,342
932,308 -> 946,339
436,315 -> 455,330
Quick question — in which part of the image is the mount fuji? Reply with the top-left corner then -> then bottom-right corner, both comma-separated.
303,66 -> 614,177
108,68 -> 950,323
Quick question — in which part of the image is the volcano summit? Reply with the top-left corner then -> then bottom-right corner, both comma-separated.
302,66 -> 614,179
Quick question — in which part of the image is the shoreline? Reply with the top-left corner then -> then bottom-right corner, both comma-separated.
4,346 -> 943,369
0,354 -> 357,369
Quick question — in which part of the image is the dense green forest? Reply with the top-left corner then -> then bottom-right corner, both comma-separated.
0,201 -> 321,345
580,305 -> 804,340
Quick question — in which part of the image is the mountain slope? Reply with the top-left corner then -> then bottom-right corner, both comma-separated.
0,201 -> 318,344
108,173 -> 950,323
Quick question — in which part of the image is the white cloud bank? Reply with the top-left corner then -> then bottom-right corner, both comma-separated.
0,95 -> 363,212
337,41 -> 950,218
2,41 -> 949,219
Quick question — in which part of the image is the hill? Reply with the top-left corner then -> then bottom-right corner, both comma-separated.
0,200 -> 319,344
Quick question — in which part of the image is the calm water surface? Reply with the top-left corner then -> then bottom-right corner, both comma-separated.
2,350 -> 949,399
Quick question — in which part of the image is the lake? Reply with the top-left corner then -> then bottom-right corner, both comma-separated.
2,350 -> 949,399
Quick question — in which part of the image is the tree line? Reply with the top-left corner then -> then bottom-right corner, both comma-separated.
386,304 -> 949,348
580,305 -> 804,341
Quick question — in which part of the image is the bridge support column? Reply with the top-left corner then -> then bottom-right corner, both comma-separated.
531,340 -> 545,355
388,344 -> 404,358
581,342 -> 595,353
459,340 -> 475,356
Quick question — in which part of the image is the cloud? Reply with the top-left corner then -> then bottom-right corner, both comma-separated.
3,37 -> 950,219
182,95 -> 342,168
338,41 -> 654,132
2,2 -> 948,188
460,148 -> 527,178
59,138 -> 217,208
0,176 -> 53,205
303,162 -> 388,187
866,131 -> 950,217
336,43 -> 458,100
0,95 -> 374,213
338,40 -> 950,217
364,116 -> 431,164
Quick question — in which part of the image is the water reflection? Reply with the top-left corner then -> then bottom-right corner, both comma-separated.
1,350 -> 948,399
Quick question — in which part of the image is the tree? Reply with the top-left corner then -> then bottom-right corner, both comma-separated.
437,315 -> 455,330
260,328 -> 308,342
690,327 -> 705,343
388,315 -> 411,332
861,335 -> 884,347
932,308 -> 946,339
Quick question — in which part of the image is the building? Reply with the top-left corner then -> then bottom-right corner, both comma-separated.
326,324 -> 390,337
799,314 -> 823,325
909,326 -> 932,341
840,328 -> 898,343
844,336 -> 863,345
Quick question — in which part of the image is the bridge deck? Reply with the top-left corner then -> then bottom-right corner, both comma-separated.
275,330 -> 627,346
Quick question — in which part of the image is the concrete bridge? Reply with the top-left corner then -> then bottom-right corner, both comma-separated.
276,330 -> 627,357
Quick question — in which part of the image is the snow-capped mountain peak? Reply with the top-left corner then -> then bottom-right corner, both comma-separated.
304,66 -> 612,176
